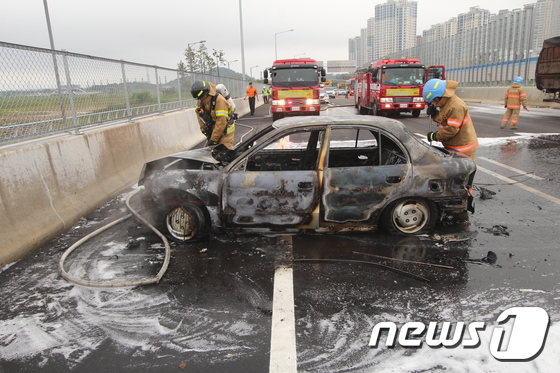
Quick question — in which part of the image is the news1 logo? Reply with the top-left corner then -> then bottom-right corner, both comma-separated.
369,307 -> 549,361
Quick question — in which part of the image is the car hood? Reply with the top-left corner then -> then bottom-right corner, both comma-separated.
158,147 -> 220,164
138,146 -> 220,186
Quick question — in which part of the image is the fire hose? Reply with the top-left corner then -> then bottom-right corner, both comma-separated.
58,187 -> 171,288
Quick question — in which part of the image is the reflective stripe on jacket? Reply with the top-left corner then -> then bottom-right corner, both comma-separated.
196,82 -> 233,143
504,84 -> 527,109
432,81 -> 479,154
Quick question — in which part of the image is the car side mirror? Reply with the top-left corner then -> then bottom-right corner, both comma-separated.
264,78 -> 269,84
372,77 -> 378,83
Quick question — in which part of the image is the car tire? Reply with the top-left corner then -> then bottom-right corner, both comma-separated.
359,104 -> 369,115
381,198 -> 437,235
272,113 -> 281,121
412,109 -> 421,118
164,203 -> 205,242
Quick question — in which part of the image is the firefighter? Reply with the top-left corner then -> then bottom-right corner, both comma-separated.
501,76 -> 528,130
424,79 -> 479,161
191,81 -> 235,149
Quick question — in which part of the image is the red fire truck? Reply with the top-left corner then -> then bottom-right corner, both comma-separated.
263,58 -> 326,121
354,59 -> 445,117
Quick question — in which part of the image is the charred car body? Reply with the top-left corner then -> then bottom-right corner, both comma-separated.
138,116 -> 476,242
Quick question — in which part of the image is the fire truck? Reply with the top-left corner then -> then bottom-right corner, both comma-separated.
354,59 -> 445,117
263,58 -> 326,121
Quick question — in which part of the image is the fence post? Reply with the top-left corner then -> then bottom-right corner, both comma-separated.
61,51 -> 79,133
176,71 -> 183,109
155,67 -> 162,114
121,61 -> 132,119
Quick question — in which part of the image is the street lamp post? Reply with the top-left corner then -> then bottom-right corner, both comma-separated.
187,40 -> 206,72
239,0 -> 246,81
226,59 -> 238,69
275,29 -> 294,60
43,0 -> 67,125
250,65 -> 259,81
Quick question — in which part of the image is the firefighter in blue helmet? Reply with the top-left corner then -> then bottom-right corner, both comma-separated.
424,79 -> 479,160
501,77 -> 529,130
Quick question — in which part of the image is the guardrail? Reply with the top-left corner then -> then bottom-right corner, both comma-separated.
0,41 -> 247,144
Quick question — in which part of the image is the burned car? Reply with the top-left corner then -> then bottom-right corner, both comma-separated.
138,116 -> 476,242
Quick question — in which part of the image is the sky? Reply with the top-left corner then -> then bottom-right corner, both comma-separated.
0,0 -> 535,79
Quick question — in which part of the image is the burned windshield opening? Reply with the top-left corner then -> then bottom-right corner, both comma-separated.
272,68 -> 319,87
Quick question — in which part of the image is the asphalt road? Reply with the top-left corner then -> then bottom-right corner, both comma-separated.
1,99 -> 559,372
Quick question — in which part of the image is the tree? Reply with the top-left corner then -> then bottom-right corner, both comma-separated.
177,61 -> 187,77
212,50 -> 225,77
182,42 -> 228,75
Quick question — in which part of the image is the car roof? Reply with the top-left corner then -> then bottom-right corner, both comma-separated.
272,115 -> 406,135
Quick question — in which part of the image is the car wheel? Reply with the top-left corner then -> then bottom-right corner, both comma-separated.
412,109 -> 421,117
382,198 -> 437,235
359,104 -> 369,115
165,203 -> 205,242
272,113 -> 281,121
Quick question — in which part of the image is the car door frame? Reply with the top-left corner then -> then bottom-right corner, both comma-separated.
221,126 -> 325,228
320,125 -> 411,225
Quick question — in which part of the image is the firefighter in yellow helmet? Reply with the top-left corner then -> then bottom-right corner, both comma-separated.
501,76 -> 528,130
424,79 -> 479,160
191,81 -> 235,149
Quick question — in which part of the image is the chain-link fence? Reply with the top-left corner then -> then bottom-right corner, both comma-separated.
0,41 -> 248,145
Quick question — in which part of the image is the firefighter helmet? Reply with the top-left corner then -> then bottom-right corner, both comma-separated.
191,81 -> 210,99
423,79 -> 446,103
513,76 -> 524,84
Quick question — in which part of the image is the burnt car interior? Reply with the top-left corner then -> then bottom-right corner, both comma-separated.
327,127 -> 407,167
245,129 -> 322,171
239,125 -> 408,172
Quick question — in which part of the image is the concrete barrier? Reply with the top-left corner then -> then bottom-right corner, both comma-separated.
456,86 -> 560,109
0,97 -> 257,266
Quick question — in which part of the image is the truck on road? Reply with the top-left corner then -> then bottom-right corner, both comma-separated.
263,58 -> 326,121
536,36 -> 560,102
354,59 -> 444,117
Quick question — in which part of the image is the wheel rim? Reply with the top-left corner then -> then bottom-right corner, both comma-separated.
391,199 -> 429,234
166,206 -> 199,241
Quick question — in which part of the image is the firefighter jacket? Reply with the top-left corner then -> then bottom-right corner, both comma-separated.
504,83 -> 528,109
196,82 -> 234,146
432,80 -> 479,156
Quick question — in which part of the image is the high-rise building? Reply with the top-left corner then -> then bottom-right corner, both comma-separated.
348,0 -> 559,86
457,6 -> 491,33
423,18 -> 458,43
534,0 -> 560,46
374,0 -> 417,60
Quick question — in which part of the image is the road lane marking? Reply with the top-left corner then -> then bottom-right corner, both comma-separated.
270,236 -> 297,372
478,157 -> 544,180
476,165 -> 560,205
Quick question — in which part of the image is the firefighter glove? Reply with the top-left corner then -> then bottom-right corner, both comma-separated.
427,132 -> 437,142
208,139 -> 218,146
426,104 -> 439,118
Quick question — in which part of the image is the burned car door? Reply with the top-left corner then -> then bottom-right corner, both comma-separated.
222,128 -> 323,227
322,126 -> 410,223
